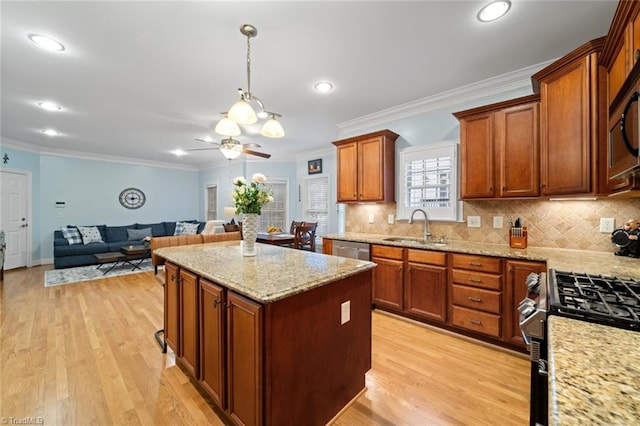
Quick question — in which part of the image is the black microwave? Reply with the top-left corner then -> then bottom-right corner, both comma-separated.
609,62 -> 640,180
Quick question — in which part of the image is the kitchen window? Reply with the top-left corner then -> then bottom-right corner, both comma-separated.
259,180 -> 287,231
397,142 -> 461,221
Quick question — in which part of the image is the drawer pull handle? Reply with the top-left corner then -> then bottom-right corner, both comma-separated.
468,297 -> 482,303
469,262 -> 482,267
469,319 -> 482,325
468,278 -> 482,283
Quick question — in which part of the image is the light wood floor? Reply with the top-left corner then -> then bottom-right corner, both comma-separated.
0,266 -> 530,425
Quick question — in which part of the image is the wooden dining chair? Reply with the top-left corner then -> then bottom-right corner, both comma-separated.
289,220 -> 303,235
293,224 -> 316,252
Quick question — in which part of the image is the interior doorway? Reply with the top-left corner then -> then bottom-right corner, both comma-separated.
0,169 -> 32,269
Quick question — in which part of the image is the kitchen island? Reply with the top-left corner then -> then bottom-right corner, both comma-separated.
154,241 -> 376,426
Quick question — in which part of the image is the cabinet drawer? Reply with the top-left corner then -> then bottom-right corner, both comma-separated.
451,254 -> 502,273
371,244 -> 404,260
452,284 -> 501,314
406,249 -> 447,266
451,306 -> 501,338
451,269 -> 502,291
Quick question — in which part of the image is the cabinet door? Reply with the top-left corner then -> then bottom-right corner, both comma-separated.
496,102 -> 540,197
179,269 -> 199,378
336,142 -> 358,202
199,279 -> 226,408
405,262 -> 447,323
164,262 -> 180,353
460,112 -> 495,198
358,137 -> 384,201
371,256 -> 404,311
539,56 -> 593,195
227,292 -> 263,426
504,260 -> 546,347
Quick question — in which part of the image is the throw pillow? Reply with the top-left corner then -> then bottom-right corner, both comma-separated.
223,224 -> 240,232
60,227 -> 83,245
174,221 -> 199,235
77,226 -> 104,244
127,227 -> 152,241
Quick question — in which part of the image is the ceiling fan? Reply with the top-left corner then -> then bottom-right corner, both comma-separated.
188,137 -> 271,159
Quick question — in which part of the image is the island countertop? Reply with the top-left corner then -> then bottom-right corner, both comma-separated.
548,316 -> 640,425
323,232 -> 640,279
154,240 -> 376,303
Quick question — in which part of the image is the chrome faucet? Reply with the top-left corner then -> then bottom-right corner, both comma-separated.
409,208 -> 431,241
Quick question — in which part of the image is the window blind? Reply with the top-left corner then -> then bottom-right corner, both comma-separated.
304,176 -> 329,237
259,181 -> 287,231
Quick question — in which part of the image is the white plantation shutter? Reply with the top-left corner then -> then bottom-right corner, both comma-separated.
206,185 -> 217,220
304,176 -> 329,238
259,181 -> 287,231
398,143 -> 460,221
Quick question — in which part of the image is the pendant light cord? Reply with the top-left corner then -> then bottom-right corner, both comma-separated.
245,33 -> 252,99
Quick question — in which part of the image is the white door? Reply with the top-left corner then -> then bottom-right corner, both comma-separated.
1,170 -> 30,269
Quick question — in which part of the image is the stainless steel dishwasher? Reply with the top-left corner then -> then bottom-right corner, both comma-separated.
331,240 -> 370,261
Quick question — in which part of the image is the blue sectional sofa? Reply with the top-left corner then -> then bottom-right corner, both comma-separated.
53,221 -> 205,269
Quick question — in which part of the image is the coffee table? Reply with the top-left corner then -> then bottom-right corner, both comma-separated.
94,245 -> 150,275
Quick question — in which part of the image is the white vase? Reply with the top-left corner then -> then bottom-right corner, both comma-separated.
242,213 -> 259,257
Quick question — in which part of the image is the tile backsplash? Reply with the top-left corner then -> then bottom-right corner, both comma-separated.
345,198 -> 640,253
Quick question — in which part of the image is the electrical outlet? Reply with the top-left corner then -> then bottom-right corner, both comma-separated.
493,216 -> 503,228
600,218 -> 615,233
467,216 -> 481,228
368,214 -> 374,224
341,300 -> 350,325
387,214 -> 395,224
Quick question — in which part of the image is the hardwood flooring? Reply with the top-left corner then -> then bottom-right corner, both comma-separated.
0,266 -> 530,425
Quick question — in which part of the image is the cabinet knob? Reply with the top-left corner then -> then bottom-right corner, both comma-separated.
635,49 -> 640,61
213,299 -> 220,308
171,274 -> 177,282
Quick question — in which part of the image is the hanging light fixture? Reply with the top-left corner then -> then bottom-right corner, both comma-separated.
219,137 -> 243,160
216,24 -> 285,138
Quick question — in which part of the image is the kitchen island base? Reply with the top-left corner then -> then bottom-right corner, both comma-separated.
157,242 -> 375,426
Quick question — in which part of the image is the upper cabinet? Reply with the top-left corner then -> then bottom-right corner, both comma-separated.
333,129 -> 398,203
532,37 -> 607,197
454,95 -> 540,199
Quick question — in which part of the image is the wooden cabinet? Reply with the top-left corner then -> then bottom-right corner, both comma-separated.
333,129 -> 398,203
371,245 -> 404,310
405,249 -> 447,323
164,262 -> 180,353
450,254 -> 503,339
454,95 -> 540,199
199,279 -> 226,409
227,292 -> 263,426
504,260 -> 546,347
533,38 -> 606,196
179,269 -> 199,378
321,238 -> 333,255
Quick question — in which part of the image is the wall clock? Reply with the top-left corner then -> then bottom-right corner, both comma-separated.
119,187 -> 146,209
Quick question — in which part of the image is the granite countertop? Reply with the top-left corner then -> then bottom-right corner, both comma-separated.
155,240 -> 375,303
548,316 -> 640,425
323,232 -> 640,279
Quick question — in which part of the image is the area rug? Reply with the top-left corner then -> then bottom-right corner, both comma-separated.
44,259 -> 154,287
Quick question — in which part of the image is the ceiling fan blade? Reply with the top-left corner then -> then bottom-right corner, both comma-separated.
186,148 -> 219,151
240,142 -> 262,148
194,138 -> 220,146
242,148 -> 271,159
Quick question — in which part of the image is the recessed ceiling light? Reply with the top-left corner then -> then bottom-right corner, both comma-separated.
42,129 -> 59,136
314,81 -> 334,93
477,0 -> 511,22
28,34 -> 66,51
37,101 -> 62,111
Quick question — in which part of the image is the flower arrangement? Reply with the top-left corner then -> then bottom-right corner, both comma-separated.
232,173 -> 274,215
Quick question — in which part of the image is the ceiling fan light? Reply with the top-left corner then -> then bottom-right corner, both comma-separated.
215,116 -> 241,136
220,138 -> 243,160
261,116 -> 285,138
228,98 -> 257,125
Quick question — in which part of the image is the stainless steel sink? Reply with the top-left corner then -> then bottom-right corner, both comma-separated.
382,237 -> 448,246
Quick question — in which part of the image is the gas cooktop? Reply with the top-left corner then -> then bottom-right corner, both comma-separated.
548,269 -> 640,331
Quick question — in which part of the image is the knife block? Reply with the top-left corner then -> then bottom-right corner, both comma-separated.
509,227 -> 528,249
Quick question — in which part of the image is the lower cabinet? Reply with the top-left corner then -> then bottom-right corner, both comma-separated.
180,269 -> 199,378
164,262 -> 180,353
372,245 -> 448,324
199,279 -> 226,409
504,259 -> 547,346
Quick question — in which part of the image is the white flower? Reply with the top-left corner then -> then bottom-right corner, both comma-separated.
252,173 -> 267,183
233,176 -> 246,185
268,195 -> 274,203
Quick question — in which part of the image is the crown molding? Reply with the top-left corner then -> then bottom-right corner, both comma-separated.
1,136 -> 199,171
294,146 -> 335,162
337,59 -> 556,135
